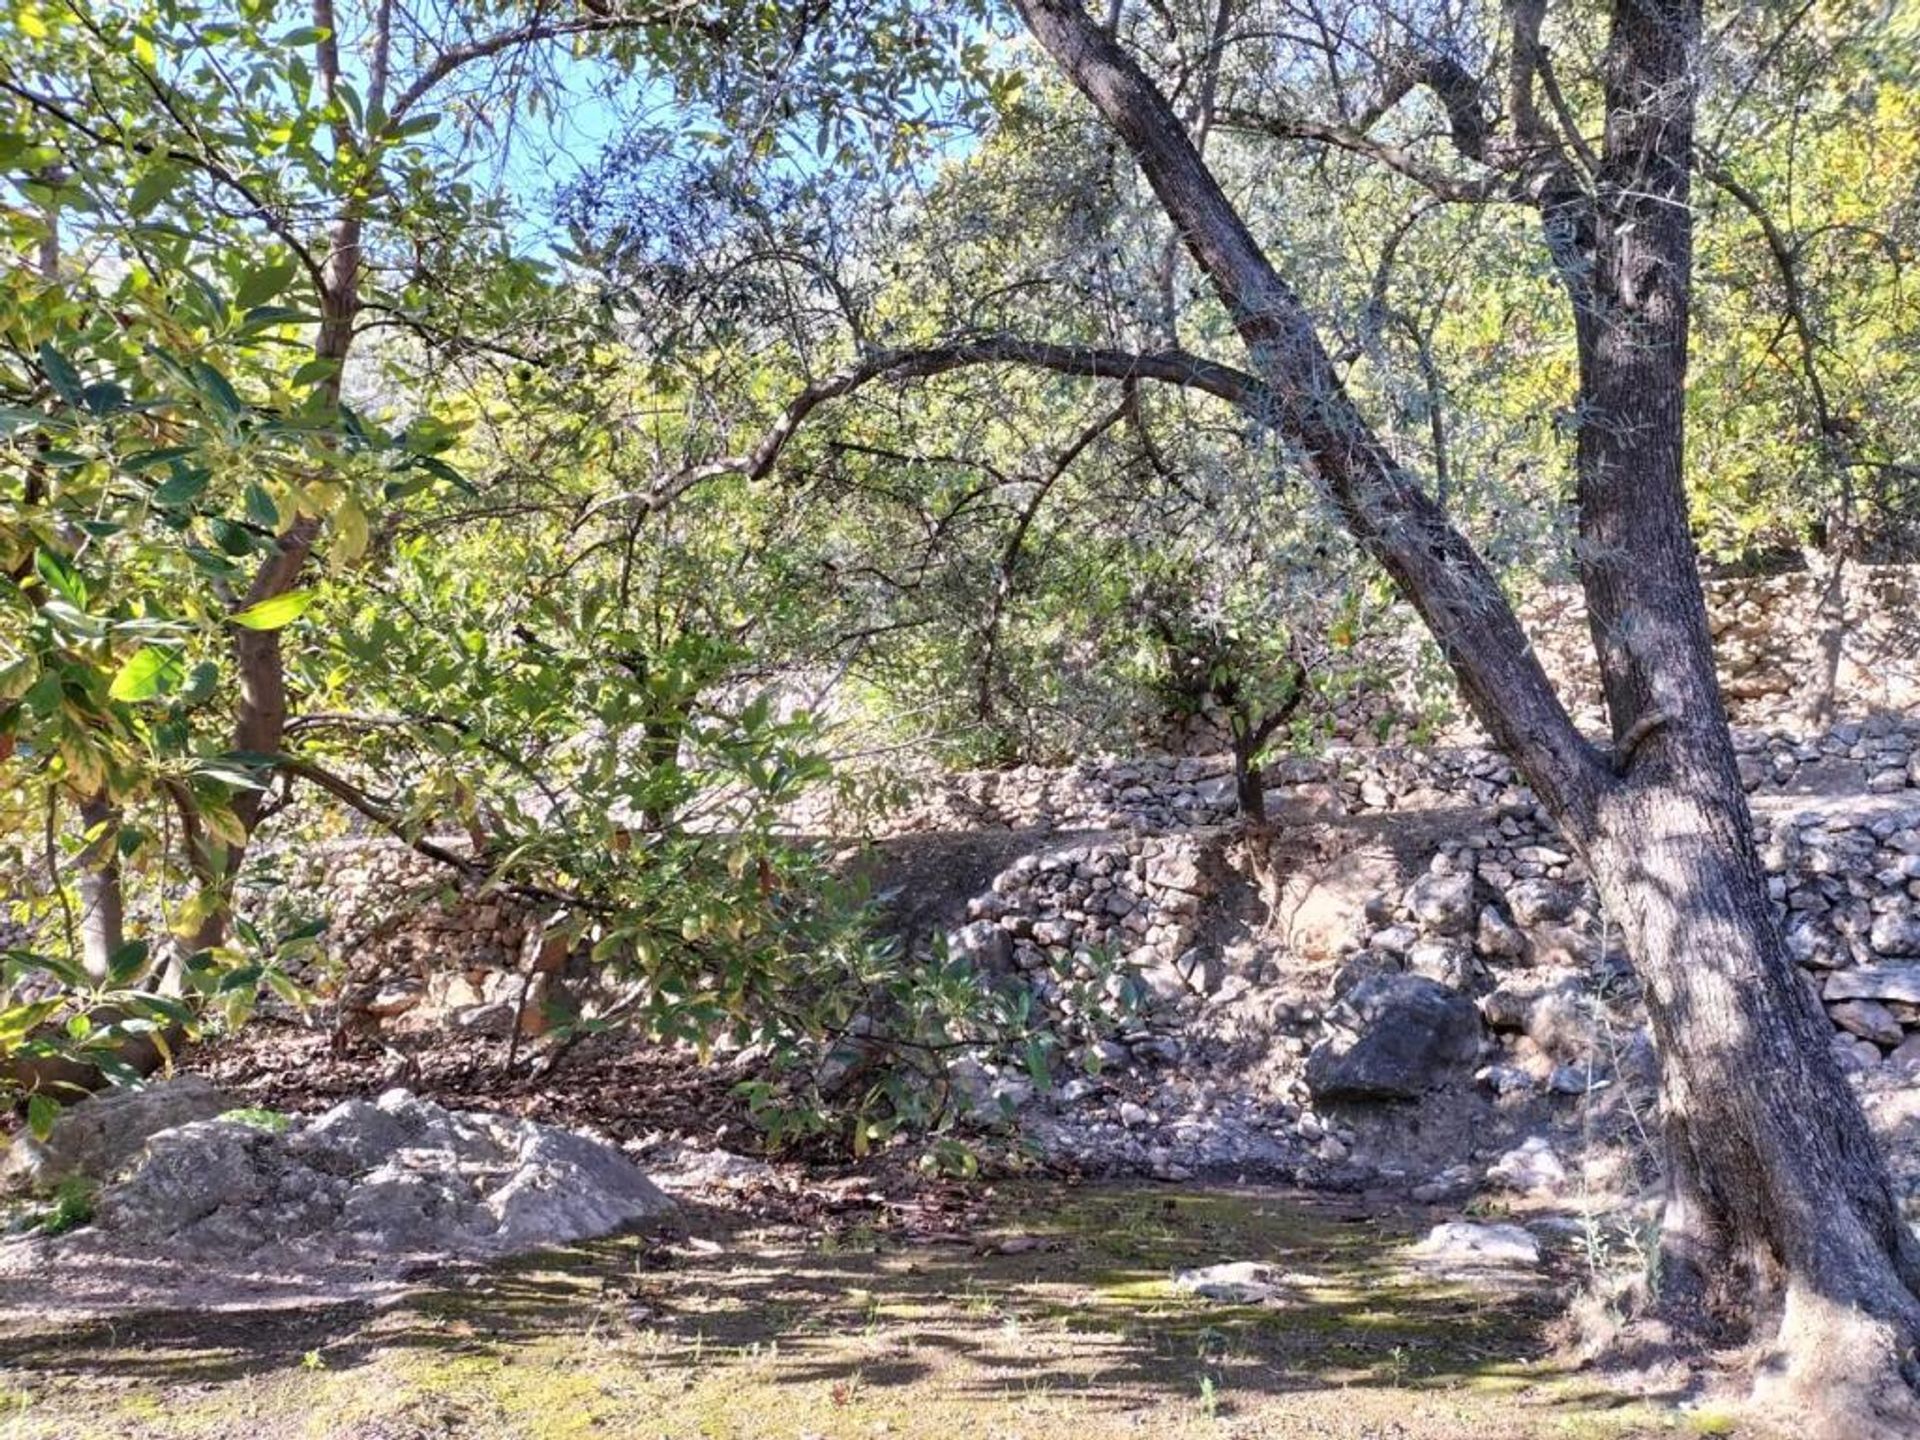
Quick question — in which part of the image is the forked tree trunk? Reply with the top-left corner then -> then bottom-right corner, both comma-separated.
1014,1 -> 1920,1426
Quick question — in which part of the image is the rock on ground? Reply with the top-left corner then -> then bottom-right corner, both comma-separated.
0,1084 -> 676,1313
1,1074 -> 235,1195
1409,1221 -> 1541,1270
1305,974 -> 1483,1102
1173,1260 -> 1293,1303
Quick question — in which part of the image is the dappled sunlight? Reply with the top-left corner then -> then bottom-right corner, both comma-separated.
0,1186 -> 1677,1439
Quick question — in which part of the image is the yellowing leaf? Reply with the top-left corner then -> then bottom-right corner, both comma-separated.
109,646 -> 184,702
330,497 -> 369,563
229,590 -> 317,630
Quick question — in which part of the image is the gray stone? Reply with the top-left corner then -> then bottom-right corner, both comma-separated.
1506,878 -> 1577,927
1406,939 -> 1478,990
1475,1064 -> 1536,1096
1888,1033 -> 1920,1070
1478,984 -> 1534,1032
1825,964 -> 1920,1005
79,1089 -> 674,1272
1785,916 -> 1843,969
1523,985 -> 1597,1061
366,981 -> 425,1018
1547,1063 -> 1607,1095
1403,873 -> 1476,935
1174,1261 -> 1289,1303
948,920 -> 1015,975
1829,999 -> 1905,1047
2,1076 -> 235,1195
1868,910 -> 1920,957
450,1000 -> 517,1036
1330,948 -> 1402,1000
1475,907 -> 1528,961
1832,1034 -> 1882,1072
1304,974 -> 1483,1103
1409,1221 -> 1540,1269
1370,924 -> 1419,956
1487,1136 -> 1567,1194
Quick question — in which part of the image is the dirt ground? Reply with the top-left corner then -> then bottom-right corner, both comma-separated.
0,1182 -> 1736,1440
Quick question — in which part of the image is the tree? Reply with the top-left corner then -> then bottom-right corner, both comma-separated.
1,0 -> 777,986
595,0 -> 1912,1423
973,1 -> 1918,1427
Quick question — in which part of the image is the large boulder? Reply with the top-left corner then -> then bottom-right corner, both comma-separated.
74,1088 -> 675,1271
1305,974 -> 1483,1102
1,1075 -> 235,1195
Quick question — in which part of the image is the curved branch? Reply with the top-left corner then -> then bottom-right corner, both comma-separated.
1016,0 -> 1607,832
388,7 -> 722,123
1218,107 -> 1509,202
581,336 -> 1269,520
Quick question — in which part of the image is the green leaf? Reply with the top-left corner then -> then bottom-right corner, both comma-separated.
109,646 -> 185,702
238,305 -> 316,333
179,660 -> 220,706
36,343 -> 82,405
291,356 -> 340,388
234,260 -> 297,311
129,165 -> 178,218
106,940 -> 150,987
190,361 -> 244,416
32,549 -> 87,608
153,467 -> 211,507
229,590 -> 317,630
26,1094 -> 57,1142
244,483 -> 280,529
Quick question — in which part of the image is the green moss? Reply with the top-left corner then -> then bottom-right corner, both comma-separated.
0,1182 -> 1703,1440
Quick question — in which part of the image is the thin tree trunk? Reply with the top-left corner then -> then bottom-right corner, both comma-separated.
1231,734 -> 1266,824
1013,1 -> 1920,1423
74,792 -> 124,983
180,5 -> 363,956
1804,546 -> 1848,730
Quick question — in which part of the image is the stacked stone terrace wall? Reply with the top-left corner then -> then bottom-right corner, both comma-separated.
234,562 -> 1920,1065
1528,562 -> 1920,731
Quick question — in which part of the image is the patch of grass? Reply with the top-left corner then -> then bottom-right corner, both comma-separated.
22,1176 -> 97,1236
217,1106 -> 292,1134
1685,1409 -> 1742,1436
0,1183 -> 1708,1440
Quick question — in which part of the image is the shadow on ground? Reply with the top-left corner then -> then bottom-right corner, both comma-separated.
0,1184 -> 1702,1440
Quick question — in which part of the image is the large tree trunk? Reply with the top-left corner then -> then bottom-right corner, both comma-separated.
1013,0 -> 1920,1425
1585,776 -> 1920,1417
1561,0 -> 1920,1418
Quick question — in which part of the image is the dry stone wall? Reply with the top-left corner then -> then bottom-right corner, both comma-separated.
1524,563 -> 1920,732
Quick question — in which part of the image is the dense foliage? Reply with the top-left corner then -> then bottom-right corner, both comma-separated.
1,0 -> 1916,1154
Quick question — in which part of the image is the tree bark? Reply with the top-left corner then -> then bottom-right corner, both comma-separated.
1013,1 -> 1920,1424
74,791 -> 124,983
1559,0 -> 1920,1419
